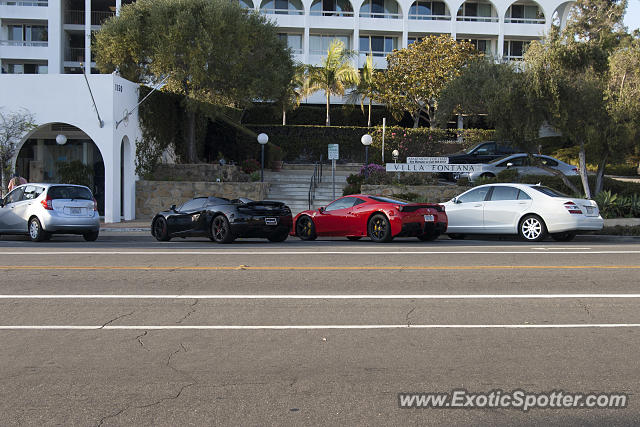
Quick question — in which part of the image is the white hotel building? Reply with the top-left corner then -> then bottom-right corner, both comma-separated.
0,0 -> 573,222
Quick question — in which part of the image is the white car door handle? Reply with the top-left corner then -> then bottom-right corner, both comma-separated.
473,204 -> 482,207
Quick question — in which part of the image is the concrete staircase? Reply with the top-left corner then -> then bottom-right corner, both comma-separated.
264,164 -> 361,214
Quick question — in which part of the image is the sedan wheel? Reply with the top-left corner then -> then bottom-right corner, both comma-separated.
211,215 -> 236,243
551,231 -> 576,242
295,216 -> 317,241
519,215 -> 547,242
28,217 -> 49,242
152,217 -> 171,241
368,214 -> 392,243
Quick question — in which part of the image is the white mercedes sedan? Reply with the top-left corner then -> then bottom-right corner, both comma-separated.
443,183 -> 604,242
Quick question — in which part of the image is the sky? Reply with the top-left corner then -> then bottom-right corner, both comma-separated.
626,0 -> 640,31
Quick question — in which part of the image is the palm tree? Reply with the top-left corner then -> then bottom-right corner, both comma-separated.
307,39 -> 360,126
281,63 -> 308,125
346,53 -> 376,127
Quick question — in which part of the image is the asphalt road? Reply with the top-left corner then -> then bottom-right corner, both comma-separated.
1,233 -> 640,426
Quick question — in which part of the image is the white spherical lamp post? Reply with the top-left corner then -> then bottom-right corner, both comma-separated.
361,134 -> 372,177
257,133 -> 269,182
55,134 -> 67,145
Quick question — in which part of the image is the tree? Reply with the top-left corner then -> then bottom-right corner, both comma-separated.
346,53 -> 376,127
307,39 -> 360,126
524,0 -> 631,198
372,35 -> 475,128
94,0 -> 293,162
280,63 -> 308,126
0,109 -> 35,197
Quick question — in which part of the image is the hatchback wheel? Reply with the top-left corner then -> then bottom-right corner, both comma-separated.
211,215 -> 235,243
368,214 -> 392,243
551,231 -> 576,242
83,231 -> 99,242
519,215 -> 547,242
28,217 -> 48,242
152,217 -> 171,241
295,216 -> 317,241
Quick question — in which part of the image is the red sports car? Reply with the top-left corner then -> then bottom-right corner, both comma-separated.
291,194 -> 448,243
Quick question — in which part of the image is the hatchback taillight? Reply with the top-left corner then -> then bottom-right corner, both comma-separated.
40,194 -> 53,210
564,201 -> 582,214
93,198 -> 98,211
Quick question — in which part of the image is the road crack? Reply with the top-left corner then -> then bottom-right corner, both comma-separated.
135,331 -> 150,351
100,311 -> 134,329
96,406 -> 129,426
176,299 -> 198,324
406,306 -> 416,327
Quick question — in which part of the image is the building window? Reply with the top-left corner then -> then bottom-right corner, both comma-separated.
456,1 -> 497,22
310,35 -> 350,54
408,1 -> 449,20
238,0 -> 253,8
310,0 -> 354,16
359,0 -> 400,19
503,40 -> 530,59
278,33 -> 303,54
259,0 -> 304,15
505,3 -> 544,24
458,38 -> 493,55
359,35 -> 397,56
2,62 -> 48,74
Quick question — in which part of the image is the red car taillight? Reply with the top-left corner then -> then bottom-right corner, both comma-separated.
40,194 -> 53,210
93,198 -> 98,211
564,201 -> 583,214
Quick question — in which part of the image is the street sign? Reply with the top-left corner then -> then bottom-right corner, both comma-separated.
328,144 -> 339,160
407,157 -> 449,164
386,163 -> 484,173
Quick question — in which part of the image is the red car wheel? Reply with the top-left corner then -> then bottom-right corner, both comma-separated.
296,216 -> 317,241
368,214 -> 393,243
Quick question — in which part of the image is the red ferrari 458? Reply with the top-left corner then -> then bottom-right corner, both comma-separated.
291,194 -> 448,243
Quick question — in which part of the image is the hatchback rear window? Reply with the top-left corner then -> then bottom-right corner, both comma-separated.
47,186 -> 93,200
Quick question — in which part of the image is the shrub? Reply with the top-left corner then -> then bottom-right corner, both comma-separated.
241,158 -> 261,174
268,144 -> 284,163
250,171 -> 261,182
56,161 -> 93,189
342,183 -> 362,196
496,168 -> 519,182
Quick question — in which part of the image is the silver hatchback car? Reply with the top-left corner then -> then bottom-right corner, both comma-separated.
0,183 -> 100,241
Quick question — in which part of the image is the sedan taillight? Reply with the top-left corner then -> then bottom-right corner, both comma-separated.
564,201 -> 583,214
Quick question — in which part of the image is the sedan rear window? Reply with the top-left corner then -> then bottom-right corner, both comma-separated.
531,186 -> 569,198
47,186 -> 93,200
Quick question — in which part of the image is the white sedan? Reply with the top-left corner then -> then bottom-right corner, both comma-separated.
443,183 -> 604,242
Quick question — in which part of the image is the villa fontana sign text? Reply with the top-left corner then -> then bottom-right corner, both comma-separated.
386,163 -> 484,173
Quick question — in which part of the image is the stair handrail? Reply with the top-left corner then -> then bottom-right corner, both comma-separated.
308,155 -> 324,210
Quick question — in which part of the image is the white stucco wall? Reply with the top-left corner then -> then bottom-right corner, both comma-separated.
0,73 -> 141,223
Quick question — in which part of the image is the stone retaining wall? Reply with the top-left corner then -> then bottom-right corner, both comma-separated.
136,181 -> 270,219
152,163 -> 247,182
360,184 -> 464,203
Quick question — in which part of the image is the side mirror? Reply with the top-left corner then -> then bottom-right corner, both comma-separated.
170,204 -> 176,211
319,206 -> 325,213
506,162 -> 514,169
454,198 -> 462,204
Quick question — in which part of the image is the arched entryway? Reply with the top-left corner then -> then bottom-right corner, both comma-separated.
15,122 -> 106,215
120,135 -> 135,220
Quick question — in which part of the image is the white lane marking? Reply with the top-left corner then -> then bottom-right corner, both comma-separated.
1,294 -> 640,299
533,247 -> 592,250
0,250 -> 638,255
1,324 -> 640,330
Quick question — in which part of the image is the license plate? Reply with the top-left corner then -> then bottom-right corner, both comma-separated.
424,215 -> 434,222
586,206 -> 594,214
70,207 -> 81,215
265,217 -> 278,225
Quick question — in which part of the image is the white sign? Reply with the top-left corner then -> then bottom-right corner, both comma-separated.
407,157 -> 449,164
386,163 -> 484,173
328,144 -> 339,160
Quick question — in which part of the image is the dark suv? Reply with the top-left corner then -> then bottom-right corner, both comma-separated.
448,141 -> 519,164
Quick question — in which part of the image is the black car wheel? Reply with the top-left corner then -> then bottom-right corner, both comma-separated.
267,230 -> 289,243
519,214 -> 547,242
83,231 -> 99,242
296,216 -> 317,241
152,217 -> 171,241
448,233 -> 466,240
28,217 -> 49,242
551,231 -> 576,242
346,236 -> 362,241
211,215 -> 236,243
417,231 -> 440,241
368,214 -> 392,243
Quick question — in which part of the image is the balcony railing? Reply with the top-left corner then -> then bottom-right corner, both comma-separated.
64,10 -> 116,25
359,11 -> 401,19
504,17 -> 545,24
408,13 -> 451,20
0,40 -> 47,46
358,50 -> 391,57
259,8 -> 304,15
456,15 -> 499,22
64,47 -> 95,62
0,0 -> 48,5
309,10 -> 354,16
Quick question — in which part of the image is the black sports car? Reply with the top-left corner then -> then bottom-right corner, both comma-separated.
151,196 -> 292,243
